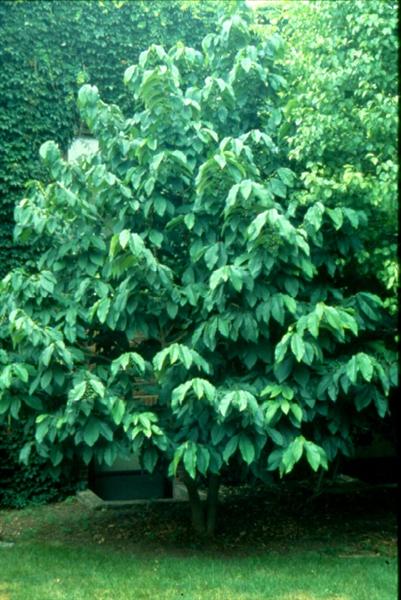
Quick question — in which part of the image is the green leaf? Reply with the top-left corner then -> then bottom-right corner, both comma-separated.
290,404 -> 303,423
14,364 -> 29,383
19,442 -> 33,465
275,334 -> 290,363
40,345 -> 54,367
104,446 -> 117,467
40,370 -> 52,390
239,435 -> 255,465
204,244 -> 219,270
111,398 -> 125,425
171,381 -> 192,406
327,207 -> 344,230
210,266 -> 229,290
169,445 -> 185,477
277,167 -> 295,187
264,401 -> 280,423
346,356 -> 358,384
248,211 -> 268,241
149,230 -> 163,246
281,436 -> 304,474
50,447 -> 63,467
324,307 -> 343,332
214,154 -> 226,169
109,234 -> 119,257
39,140 -> 60,163
267,448 -> 283,471
197,446 -> 210,475
241,57 -> 252,73
304,441 -> 326,472
354,386 -> 372,411
166,301 -> 178,319
130,353 -> 146,374
97,297 -> 111,324
194,378 -> 215,402
373,390 -> 388,418
82,447 -> 93,466
357,353 -> 374,382
223,435 -> 239,463
343,208 -> 359,228
0,366 -> 12,389
184,213 -> 195,230
270,177 -> 286,198
281,385 -> 294,400
271,295 -> 284,325
240,179 -> 253,200
89,379 -> 105,397
280,399 -> 290,415
283,295 -> 297,315
69,381 -> 86,402
144,177 -> 155,196
143,447 -> 158,473
178,345 -> 193,370
291,436 -> 304,462
306,313 -> 320,338
219,392 -> 233,417
119,229 -> 131,249
274,357 -> 293,383
217,317 -> 230,338
155,195 -> 167,217
290,333 -> 305,362
35,419 -> 49,444
304,203 -> 324,231
83,418 -> 100,447
0,393 -> 10,415
99,422 -> 113,442
183,443 -> 197,479
283,277 -> 299,297
229,267 -> 243,292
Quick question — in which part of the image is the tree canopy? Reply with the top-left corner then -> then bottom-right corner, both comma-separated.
0,6 -> 397,534
0,0 -> 229,278
269,0 -> 398,313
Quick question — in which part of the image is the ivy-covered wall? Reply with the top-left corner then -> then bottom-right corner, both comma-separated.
0,0 -> 230,277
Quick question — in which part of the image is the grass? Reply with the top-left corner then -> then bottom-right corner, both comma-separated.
0,543 -> 397,600
0,483 -> 397,600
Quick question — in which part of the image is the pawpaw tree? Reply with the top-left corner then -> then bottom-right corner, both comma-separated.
0,12 -> 396,536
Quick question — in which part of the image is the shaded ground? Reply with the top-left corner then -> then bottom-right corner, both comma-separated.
0,481 -> 397,557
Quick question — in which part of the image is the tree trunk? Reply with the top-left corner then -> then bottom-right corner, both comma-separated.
182,473 -> 206,534
182,473 -> 221,537
205,473 -> 220,537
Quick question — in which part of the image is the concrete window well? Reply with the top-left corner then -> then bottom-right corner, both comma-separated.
88,455 -> 172,502
77,454 -> 190,509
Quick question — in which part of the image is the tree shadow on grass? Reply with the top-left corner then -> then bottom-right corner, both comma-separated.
0,482 -> 397,558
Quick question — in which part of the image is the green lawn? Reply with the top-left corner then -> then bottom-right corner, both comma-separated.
0,541 -> 397,600
0,486 -> 397,600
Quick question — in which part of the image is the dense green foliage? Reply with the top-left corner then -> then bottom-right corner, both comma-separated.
0,0 -> 231,506
0,8 -> 396,533
0,422 -> 82,508
268,0 -> 398,313
0,0 -> 228,278
257,0 -> 399,458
